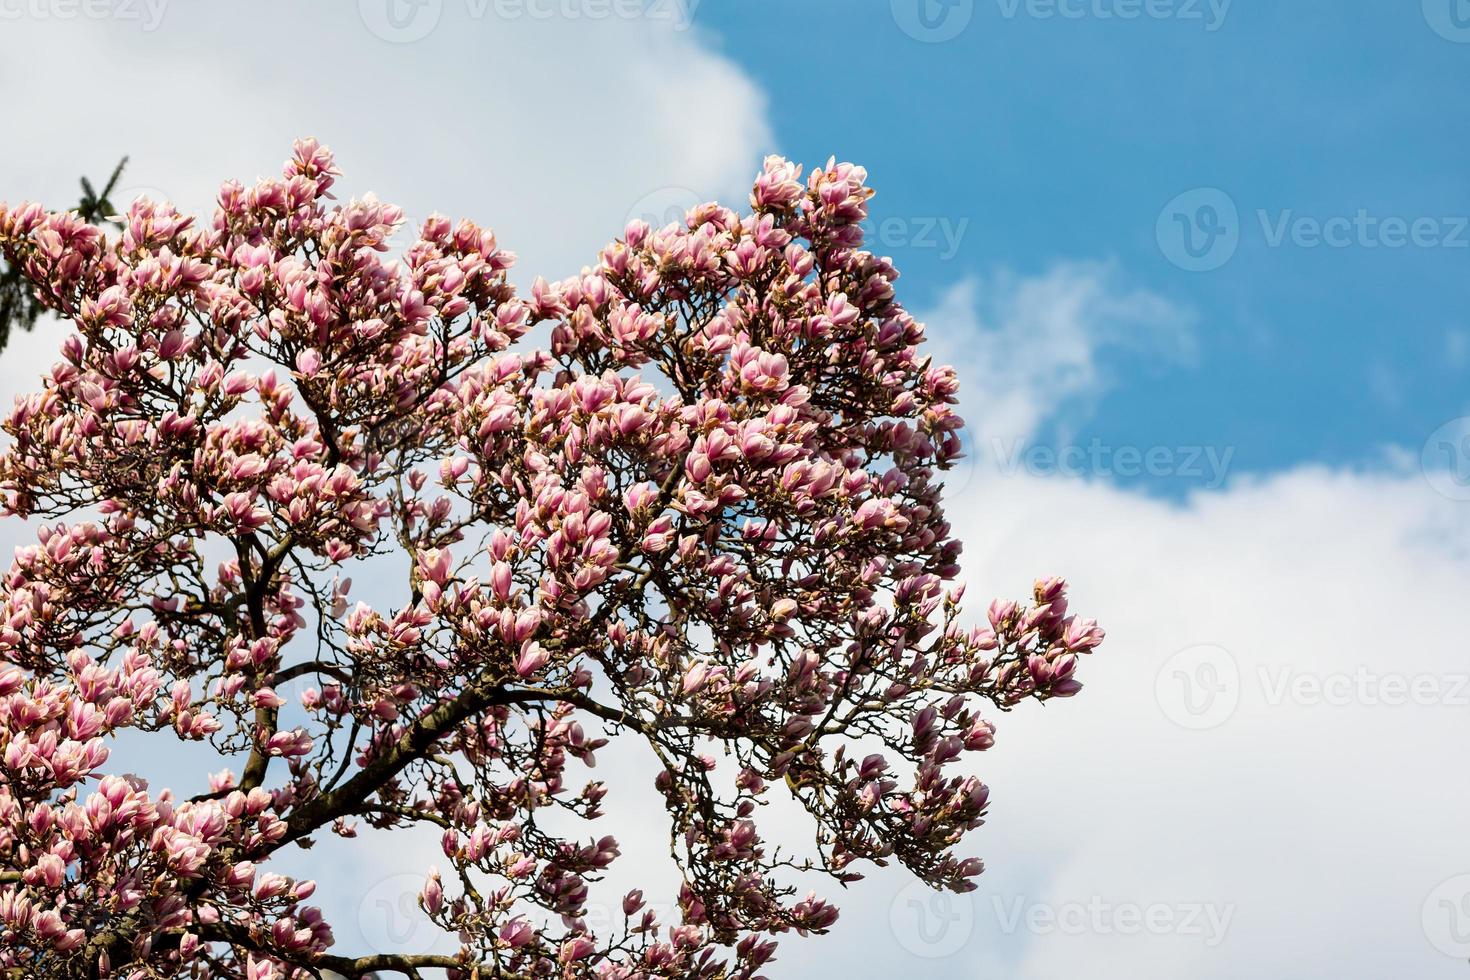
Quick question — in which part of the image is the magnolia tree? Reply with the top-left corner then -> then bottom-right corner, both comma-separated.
0,141 -> 1104,980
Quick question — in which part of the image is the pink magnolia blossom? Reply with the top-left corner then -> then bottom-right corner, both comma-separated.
0,141 -> 1104,979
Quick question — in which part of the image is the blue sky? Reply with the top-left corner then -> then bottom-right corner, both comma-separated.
698,0 -> 1470,489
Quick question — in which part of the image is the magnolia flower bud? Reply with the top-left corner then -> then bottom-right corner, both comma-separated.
421,868 -> 443,915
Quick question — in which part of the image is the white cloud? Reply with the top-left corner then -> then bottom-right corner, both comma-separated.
772,460 -> 1470,979
297,452 -> 1470,979
0,0 -> 775,519
0,3 -> 771,283
767,273 -> 1470,979
922,260 -> 1196,447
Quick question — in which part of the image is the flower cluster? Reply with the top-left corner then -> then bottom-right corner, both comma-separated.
0,142 -> 1103,979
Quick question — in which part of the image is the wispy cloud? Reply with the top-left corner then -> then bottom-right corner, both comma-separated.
921,260 -> 1196,446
